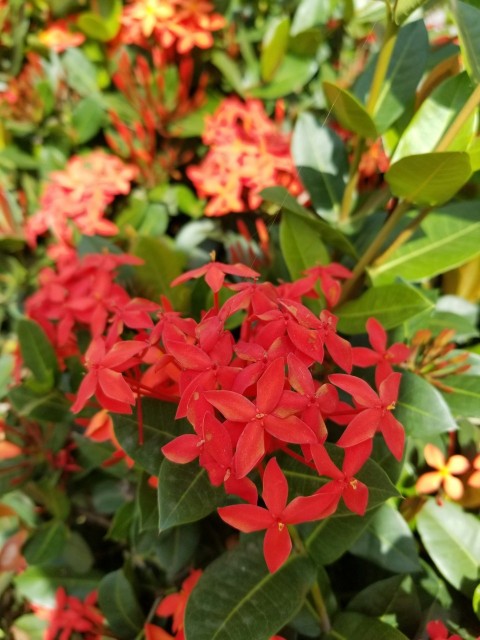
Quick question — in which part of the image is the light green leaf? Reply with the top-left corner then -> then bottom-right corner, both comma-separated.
62,48 -> 100,97
351,504 -> 421,573
23,521 -> 68,565
261,186 -> 356,257
416,499 -> 480,597
17,319 -> 58,391
337,284 -> 433,334
439,374 -> 480,417
251,54 -> 318,99
452,0 -> 480,83
158,460 -> 224,532
327,612 -> 409,639
468,137 -> 480,171
211,50 -> 245,96
260,16 -> 290,82
15,568 -> 100,607
291,112 -> 348,221
98,570 -> 144,639
393,73 -> 477,161
323,82 -> 378,139
280,212 -> 329,280
395,372 -> 457,440
71,96 -> 105,144
184,536 -> 316,640
393,0 -> 429,24
369,202 -> 480,284
291,0 -> 330,35
386,152 -> 472,206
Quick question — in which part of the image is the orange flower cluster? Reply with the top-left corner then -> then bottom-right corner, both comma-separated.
38,19 -> 85,53
416,443 -> 470,500
187,98 -> 302,217
26,150 -> 138,251
119,0 -> 224,53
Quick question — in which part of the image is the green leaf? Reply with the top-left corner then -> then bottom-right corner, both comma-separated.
62,49 -> 100,97
291,112 -> 348,222
8,386 -> 71,423
11,614 -> 46,640
211,50 -> 245,96
131,236 -> 187,310
17,319 -> 58,391
158,460 -> 224,532
184,535 -> 316,640
393,73 -> 477,161
280,211 -> 329,280
386,152 -> 472,206
261,186 -> 356,257
416,499 -> 480,597
452,0 -> 480,83
136,473 -> 158,531
439,374 -> 480,417
114,399 -> 185,476
15,568 -> 100,607
326,612 -> 409,639
98,570 -> 144,639
350,504 -> 421,573
251,54 -> 318,99
393,0 -> 429,24
23,521 -> 68,565
291,0 -> 330,35
155,524 -> 200,578
468,137 -> 480,171
473,583 -> 480,620
0,354 -> 14,398
323,82 -> 378,139
347,575 -> 421,636
71,96 -> 105,144
355,21 -> 429,133
260,16 -> 290,82
337,284 -> 433,334
395,372 -> 457,440
61,532 -> 94,575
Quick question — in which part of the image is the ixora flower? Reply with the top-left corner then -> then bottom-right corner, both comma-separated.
416,443 -> 470,500
187,97 -> 302,216
32,588 -> 104,640
426,620 -> 462,640
37,19 -> 85,52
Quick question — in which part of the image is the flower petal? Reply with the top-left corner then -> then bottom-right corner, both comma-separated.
256,358 -> 285,414
204,390 -> 255,422
424,443 -> 445,470
263,524 -> 292,573
262,458 -> 288,516
217,504 -> 273,532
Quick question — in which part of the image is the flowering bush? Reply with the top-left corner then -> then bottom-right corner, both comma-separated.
0,1 -> 480,639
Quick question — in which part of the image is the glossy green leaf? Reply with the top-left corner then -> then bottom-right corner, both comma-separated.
158,460 -> 224,532
386,152 -> 472,206
327,612 -> 409,639
351,504 -> 421,573
15,568 -> 100,607
23,521 -> 68,565
393,73 -> 477,161
260,16 -> 290,82
416,499 -> 480,597
468,137 -> 480,171
395,372 -> 457,440
8,386 -> 71,423
251,55 -> 318,99
393,0 -> 429,24
261,186 -> 356,257
323,82 -> 378,138
114,399 -> 186,476
347,575 -> 421,636
452,0 -> 480,83
155,524 -> 200,578
291,112 -> 348,221
17,319 -> 58,391
337,284 -> 433,334
184,536 -> 316,640
355,21 -> 429,133
280,211 -> 329,280
439,375 -> 480,417
98,570 -> 144,639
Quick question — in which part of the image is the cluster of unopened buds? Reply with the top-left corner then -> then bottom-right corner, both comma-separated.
33,252 -> 411,573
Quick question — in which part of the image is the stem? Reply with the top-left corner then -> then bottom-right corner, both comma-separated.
288,527 -> 331,633
435,83 -> 480,152
347,185 -> 390,224
373,206 -> 431,266
340,137 -> 365,221
366,13 -> 399,115
339,200 -> 410,303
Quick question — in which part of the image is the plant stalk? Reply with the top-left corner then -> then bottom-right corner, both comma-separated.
373,206 -> 431,266
366,13 -> 399,115
340,137 -> 365,221
435,83 -> 480,152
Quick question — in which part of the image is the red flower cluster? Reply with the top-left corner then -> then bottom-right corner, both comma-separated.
187,98 -> 303,216
119,0 -> 224,53
32,588 -> 104,640
59,253 -> 407,573
426,620 -> 462,640
25,150 -> 138,252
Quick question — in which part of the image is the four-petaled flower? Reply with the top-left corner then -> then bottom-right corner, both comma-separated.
416,444 -> 470,500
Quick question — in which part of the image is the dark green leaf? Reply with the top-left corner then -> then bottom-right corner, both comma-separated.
395,372 -> 457,440
8,386 -> 71,423
440,375 -> 480,418
350,504 -> 421,573
136,473 -> 159,531
337,284 -> 433,334
260,16 -> 290,82
416,499 -> 480,597
158,460 -> 224,531
452,0 -> 480,83
291,112 -> 348,222
71,96 -> 105,144
61,532 -> 94,575
261,186 -> 356,257
23,521 -> 68,565
326,612 -> 409,639
386,152 -> 472,206
184,536 -> 316,640
114,398 -> 186,476
323,82 -> 377,138
280,212 -> 329,280
155,524 -> 200,578
17,319 -> 58,391
98,570 -> 144,639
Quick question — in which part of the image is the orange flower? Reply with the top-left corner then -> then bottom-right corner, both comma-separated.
468,454 -> 480,488
416,444 -> 470,500
38,20 -> 85,52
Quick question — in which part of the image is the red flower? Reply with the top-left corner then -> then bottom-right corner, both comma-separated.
426,620 -> 462,640
156,569 -> 203,638
218,458 -> 337,572
32,588 -> 104,640
171,259 -> 259,294
329,372 -> 405,460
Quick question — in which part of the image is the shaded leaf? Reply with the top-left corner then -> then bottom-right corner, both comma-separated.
323,82 -> 377,138
326,612 -> 409,639
440,375 -> 480,418
280,211 -> 329,280
8,386 -> 71,423
23,521 -> 68,565
393,0 -> 429,24
98,570 -> 144,639
251,55 -> 318,99
452,0 -> 480,83
17,319 -> 58,391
